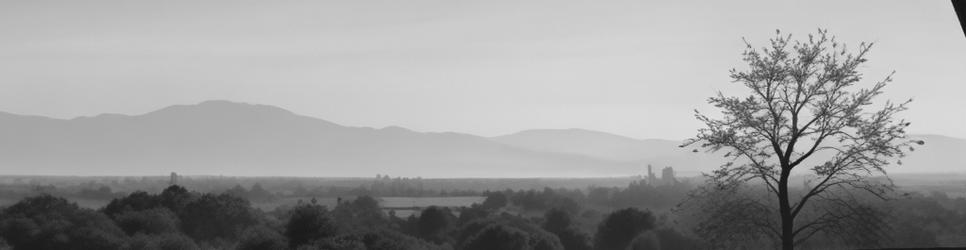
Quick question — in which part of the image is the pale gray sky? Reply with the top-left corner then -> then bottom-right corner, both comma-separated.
1,0 -> 963,140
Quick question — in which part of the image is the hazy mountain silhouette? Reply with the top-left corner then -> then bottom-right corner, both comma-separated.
0,101 -> 643,177
492,129 -> 682,162
0,100 -> 961,177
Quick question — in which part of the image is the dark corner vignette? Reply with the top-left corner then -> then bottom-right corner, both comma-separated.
956,0 -> 966,38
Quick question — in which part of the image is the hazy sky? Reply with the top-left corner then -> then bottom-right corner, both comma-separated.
1,0 -> 963,140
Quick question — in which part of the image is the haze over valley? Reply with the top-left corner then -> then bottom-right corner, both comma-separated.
1,100 -> 961,177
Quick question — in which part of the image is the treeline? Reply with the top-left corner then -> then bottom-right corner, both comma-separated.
0,185 -> 698,250
0,175 -> 652,203
490,179 -> 691,214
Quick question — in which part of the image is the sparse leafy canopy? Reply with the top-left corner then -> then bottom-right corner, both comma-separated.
683,29 -> 920,249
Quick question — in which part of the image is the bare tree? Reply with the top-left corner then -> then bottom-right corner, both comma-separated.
682,29 -> 922,250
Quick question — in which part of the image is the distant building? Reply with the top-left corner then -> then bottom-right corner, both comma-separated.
170,172 -> 178,186
661,166 -> 677,186
645,164 -> 677,186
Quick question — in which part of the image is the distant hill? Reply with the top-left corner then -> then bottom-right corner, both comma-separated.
492,129 -> 682,162
0,101 -> 641,177
0,100 -> 961,177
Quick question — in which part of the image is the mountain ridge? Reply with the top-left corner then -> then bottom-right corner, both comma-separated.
0,100 -> 961,177
0,101 -> 642,177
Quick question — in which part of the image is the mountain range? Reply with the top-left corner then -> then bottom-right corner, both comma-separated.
0,100 -> 962,177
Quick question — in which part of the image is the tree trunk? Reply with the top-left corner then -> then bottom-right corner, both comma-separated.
779,169 -> 794,250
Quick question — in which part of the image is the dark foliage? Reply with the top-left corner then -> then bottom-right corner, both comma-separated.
128,233 -> 200,250
114,207 -> 181,235
543,208 -> 573,233
459,215 -> 564,250
552,228 -> 593,250
158,185 -> 194,214
543,208 -> 592,250
332,195 -> 388,231
180,193 -> 258,241
300,228 -> 442,250
653,228 -> 702,250
103,185 -> 196,219
457,204 -> 491,225
286,199 -> 339,248
0,195 -> 128,250
462,224 -> 532,250
2,182 -> 955,249
481,191 -> 508,210
237,225 -> 288,250
103,191 -> 161,217
416,206 -> 456,244
595,208 -> 656,250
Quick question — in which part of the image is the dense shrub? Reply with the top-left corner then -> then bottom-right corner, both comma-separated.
543,208 -> 592,250
286,199 -> 339,248
417,206 -> 456,244
552,228 -> 593,250
481,191 -> 508,210
103,191 -> 160,217
457,204 -> 490,225
114,207 -> 181,235
237,226 -> 288,250
331,196 -> 387,231
463,224 -> 532,250
128,233 -> 200,250
158,185 -> 194,214
0,195 -> 128,250
594,208 -> 656,250
180,193 -> 258,241
459,216 -> 563,250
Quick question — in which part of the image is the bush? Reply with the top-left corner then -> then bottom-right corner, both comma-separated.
459,217 -> 563,250
552,228 -> 593,250
331,196 -> 387,231
463,224 -> 532,250
114,207 -> 180,235
628,231 -> 661,250
481,191 -> 508,210
653,228 -> 701,250
594,208 -> 656,250
128,233 -> 200,250
457,204 -> 490,225
0,195 -> 128,250
286,200 -> 339,248
103,191 -> 160,217
237,226 -> 288,250
180,193 -> 258,241
542,208 -> 573,233
417,206 -> 455,244
158,185 -> 194,214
